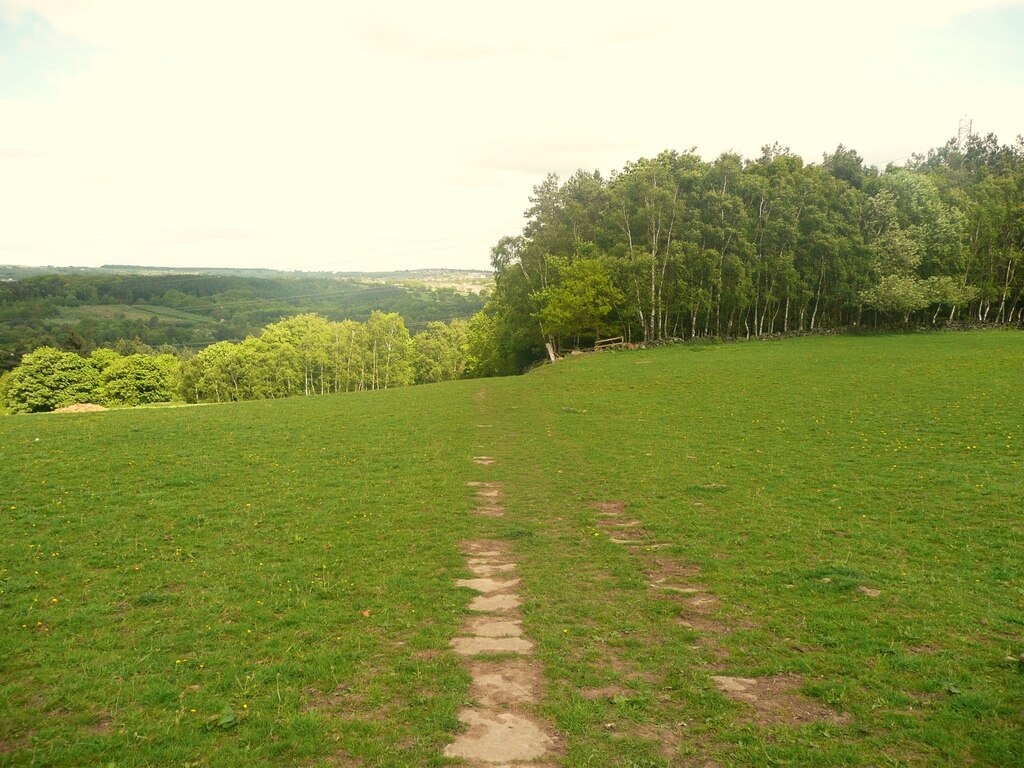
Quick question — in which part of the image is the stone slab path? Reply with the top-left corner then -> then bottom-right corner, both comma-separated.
468,481 -> 505,518
444,481 -> 560,765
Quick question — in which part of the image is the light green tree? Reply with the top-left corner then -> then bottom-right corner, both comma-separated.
413,319 -> 471,383
536,258 -> 623,349
99,354 -> 180,406
365,311 -> 414,390
2,347 -> 100,413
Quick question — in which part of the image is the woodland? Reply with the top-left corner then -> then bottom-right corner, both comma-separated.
1,133 -> 1022,411
481,134 -> 1024,371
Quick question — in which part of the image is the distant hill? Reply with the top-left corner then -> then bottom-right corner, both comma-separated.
0,265 -> 490,371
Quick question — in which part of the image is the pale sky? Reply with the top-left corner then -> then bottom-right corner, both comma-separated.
1,1 -> 1021,272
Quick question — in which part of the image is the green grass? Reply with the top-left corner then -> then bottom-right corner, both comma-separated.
1,330 -> 1022,767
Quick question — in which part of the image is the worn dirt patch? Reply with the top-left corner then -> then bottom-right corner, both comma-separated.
473,456 -> 496,465
631,721 -> 687,760
711,674 -> 847,725
468,659 -> 542,707
85,716 -> 113,736
52,403 -> 107,413
686,594 -> 722,613
467,561 -> 516,577
451,636 -> 534,655
579,684 -> 631,700
591,500 -> 628,515
302,684 -> 354,713
472,507 -> 505,518
677,615 -> 732,634
650,582 -> 706,594
858,585 -> 882,597
464,616 -> 523,637
646,558 -> 702,580
462,540 -> 511,557
605,526 -> 645,540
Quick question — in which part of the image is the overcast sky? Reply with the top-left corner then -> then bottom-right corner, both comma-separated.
1,1 -> 1021,273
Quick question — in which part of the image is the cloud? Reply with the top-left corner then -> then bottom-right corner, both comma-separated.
0,1 -> 1019,272
464,139 -> 630,177
347,13 -> 540,61
131,229 -> 268,248
0,147 -> 49,158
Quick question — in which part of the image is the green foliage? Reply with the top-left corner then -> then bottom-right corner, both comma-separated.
177,311 -> 471,404
1,346 -> 99,413
98,354 -> 180,406
0,370 -> 12,414
365,311 -> 414,390
860,274 -> 931,321
0,271 -> 486,373
412,319 -> 471,383
535,257 -> 623,348
486,135 -> 1024,369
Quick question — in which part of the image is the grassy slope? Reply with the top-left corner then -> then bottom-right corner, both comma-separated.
1,331 -> 1022,767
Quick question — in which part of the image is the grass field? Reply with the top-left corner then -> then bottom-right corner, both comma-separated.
58,304 -> 219,326
1,331 -> 1022,767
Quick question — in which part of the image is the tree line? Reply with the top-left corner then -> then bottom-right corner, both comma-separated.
0,272 -> 485,373
0,312 -> 487,412
3,132 -> 1022,410
477,133 -> 1024,372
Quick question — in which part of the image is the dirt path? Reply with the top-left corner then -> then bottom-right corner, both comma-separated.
444,452 -> 560,766
593,500 -> 846,734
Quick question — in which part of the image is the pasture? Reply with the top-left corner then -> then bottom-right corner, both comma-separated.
1,331 -> 1021,766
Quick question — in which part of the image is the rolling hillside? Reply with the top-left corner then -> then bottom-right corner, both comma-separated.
1,331 -> 1021,767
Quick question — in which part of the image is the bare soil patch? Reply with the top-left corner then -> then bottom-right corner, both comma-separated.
677,615 -> 732,634
579,684 -> 631,700
468,658 -> 543,707
464,616 -> 523,637
466,560 -> 516,577
591,500 -> 628,515
472,507 -> 505,518
451,636 -> 534,655
686,594 -> 722,613
52,403 -> 107,413
462,540 -> 511,557
85,717 -> 114,736
302,684 -> 355,713
711,674 -> 848,726
631,721 -> 687,761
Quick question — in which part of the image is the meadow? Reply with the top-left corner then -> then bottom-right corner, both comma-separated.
1,330 -> 1021,767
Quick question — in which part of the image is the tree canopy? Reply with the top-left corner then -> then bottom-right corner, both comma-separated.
474,134 -> 1024,372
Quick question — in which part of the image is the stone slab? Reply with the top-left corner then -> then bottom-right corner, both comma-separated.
465,617 -> 523,637
456,577 -> 520,594
444,710 -> 554,762
469,594 -> 522,612
451,636 -> 534,655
